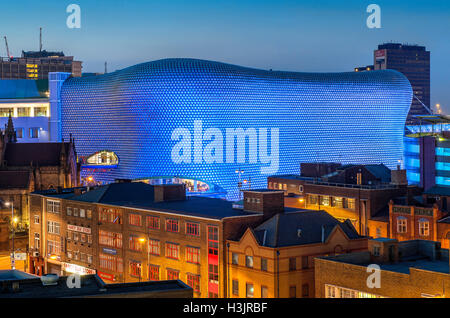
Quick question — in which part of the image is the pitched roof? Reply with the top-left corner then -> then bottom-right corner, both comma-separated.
252,210 -> 363,247
364,164 -> 392,183
0,170 -> 31,189
4,142 -> 70,167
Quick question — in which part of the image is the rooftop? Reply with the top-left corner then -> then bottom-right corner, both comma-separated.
424,185 -> 450,197
33,182 -> 265,220
0,79 -> 48,99
0,273 -> 192,298
3,142 -> 72,167
250,210 -> 364,248
322,239 -> 450,275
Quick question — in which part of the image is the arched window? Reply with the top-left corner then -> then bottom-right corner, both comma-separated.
397,216 -> 407,234
418,218 -> 430,237
85,151 -> 119,166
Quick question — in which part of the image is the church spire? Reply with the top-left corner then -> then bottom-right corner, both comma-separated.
5,110 -> 17,143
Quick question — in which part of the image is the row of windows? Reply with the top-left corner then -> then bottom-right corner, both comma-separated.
396,217 -> 430,236
0,106 -> 48,118
308,195 -> 356,210
67,207 -> 92,219
232,253 -> 309,271
99,230 -> 201,264
128,214 -> 201,237
129,262 -> 201,293
15,127 -> 42,139
232,280 -> 309,298
268,182 -> 303,193
66,231 -> 93,244
325,284 -> 383,298
66,250 -> 93,264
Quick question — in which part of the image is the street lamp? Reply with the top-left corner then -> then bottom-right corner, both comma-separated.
139,237 -> 148,281
5,202 -> 15,270
235,168 -> 244,200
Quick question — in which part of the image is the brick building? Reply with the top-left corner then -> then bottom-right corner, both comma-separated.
0,117 -> 79,225
28,182 -> 281,298
226,207 -> 367,298
268,163 -> 419,236
315,238 -> 450,298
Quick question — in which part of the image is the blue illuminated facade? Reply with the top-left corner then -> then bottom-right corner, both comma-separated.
57,58 -> 412,199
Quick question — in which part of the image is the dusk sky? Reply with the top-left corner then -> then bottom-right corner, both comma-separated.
1,0 -> 449,112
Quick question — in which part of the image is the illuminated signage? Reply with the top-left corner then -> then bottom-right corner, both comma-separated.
67,224 -> 91,234
62,262 -> 96,275
102,247 -> 117,255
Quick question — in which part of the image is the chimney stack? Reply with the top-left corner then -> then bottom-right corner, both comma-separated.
243,190 -> 284,220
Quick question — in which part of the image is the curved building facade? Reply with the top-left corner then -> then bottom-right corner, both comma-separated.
57,59 -> 412,199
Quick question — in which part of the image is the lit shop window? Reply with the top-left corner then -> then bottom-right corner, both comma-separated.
17,107 -> 30,117
129,261 -> 142,278
0,108 -> 13,117
34,107 -> 48,117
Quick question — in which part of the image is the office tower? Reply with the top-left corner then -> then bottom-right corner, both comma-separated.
374,43 -> 431,124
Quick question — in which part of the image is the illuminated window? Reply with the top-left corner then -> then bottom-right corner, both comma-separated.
149,239 -> 160,255
148,264 -> 159,280
397,217 -> 407,233
129,260 -> 142,278
34,215 -> 40,224
186,222 -> 200,236
99,230 -> 122,248
167,269 -> 179,280
100,208 -> 122,224
85,151 -> 119,166
66,207 -> 72,216
166,242 -> 180,259
47,200 -> 60,214
147,216 -> 160,229
47,221 -> 60,234
34,107 -> 48,117
186,246 -> 200,264
79,209 -> 86,218
129,235 -> 144,251
166,219 -> 179,233
187,273 -> 200,293
419,219 -> 430,236
246,283 -> 254,298
0,108 -> 13,117
34,233 -> 40,249
245,255 -> 253,268
128,213 -> 142,226
99,253 -> 123,272
232,253 -> 238,265
17,107 -> 30,117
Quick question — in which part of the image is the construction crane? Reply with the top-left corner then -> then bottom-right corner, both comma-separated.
4,36 -> 11,58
